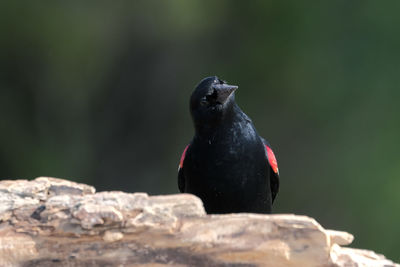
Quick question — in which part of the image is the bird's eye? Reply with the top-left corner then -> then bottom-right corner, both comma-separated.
200,97 -> 208,106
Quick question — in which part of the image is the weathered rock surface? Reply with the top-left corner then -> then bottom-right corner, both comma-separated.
0,177 -> 397,267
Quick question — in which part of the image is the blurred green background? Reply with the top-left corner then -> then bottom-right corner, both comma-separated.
1,1 -> 399,261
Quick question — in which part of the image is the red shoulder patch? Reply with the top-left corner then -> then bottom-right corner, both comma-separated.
265,145 -> 279,174
178,145 -> 189,169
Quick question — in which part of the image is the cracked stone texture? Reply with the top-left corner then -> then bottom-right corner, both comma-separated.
0,177 -> 397,267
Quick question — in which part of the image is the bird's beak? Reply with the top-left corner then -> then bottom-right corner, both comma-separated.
212,84 -> 238,104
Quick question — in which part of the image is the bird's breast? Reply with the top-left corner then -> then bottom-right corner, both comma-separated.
191,123 -> 265,171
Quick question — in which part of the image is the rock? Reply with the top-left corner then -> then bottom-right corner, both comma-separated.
0,177 -> 397,267
326,229 -> 354,246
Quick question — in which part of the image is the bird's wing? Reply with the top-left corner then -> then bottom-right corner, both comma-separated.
262,138 -> 280,203
177,144 -> 190,193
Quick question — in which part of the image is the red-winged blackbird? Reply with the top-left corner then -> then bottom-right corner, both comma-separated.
178,76 -> 279,214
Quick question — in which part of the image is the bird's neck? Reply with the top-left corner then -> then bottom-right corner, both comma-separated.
194,103 -> 243,140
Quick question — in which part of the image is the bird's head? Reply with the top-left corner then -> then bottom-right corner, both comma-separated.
190,76 -> 238,129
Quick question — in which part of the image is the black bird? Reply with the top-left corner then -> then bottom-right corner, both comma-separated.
178,76 -> 279,214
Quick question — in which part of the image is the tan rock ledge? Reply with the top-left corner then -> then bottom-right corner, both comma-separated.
0,177 -> 397,267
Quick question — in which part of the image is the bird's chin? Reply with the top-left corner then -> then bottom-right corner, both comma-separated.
211,103 -> 224,112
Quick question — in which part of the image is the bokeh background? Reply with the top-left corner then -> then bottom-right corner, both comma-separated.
1,1 -> 399,261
